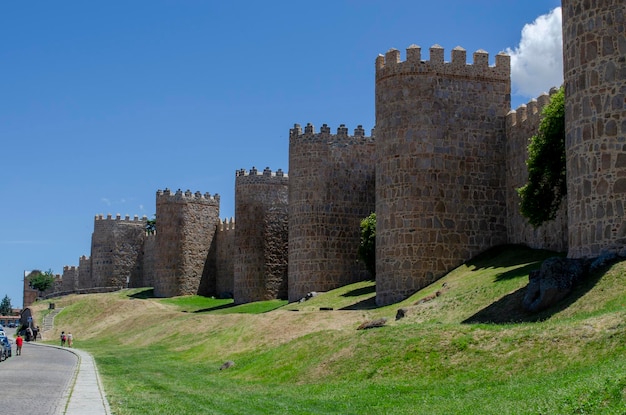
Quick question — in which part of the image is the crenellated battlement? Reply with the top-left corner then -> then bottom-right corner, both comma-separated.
156,188 -> 220,204
507,86 -> 560,127
63,265 -> 77,272
218,217 -> 235,231
94,213 -> 147,222
289,123 -> 374,143
235,166 -> 288,178
375,44 -> 510,82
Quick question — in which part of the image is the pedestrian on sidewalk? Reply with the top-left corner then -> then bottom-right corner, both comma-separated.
60,331 -> 66,347
67,332 -> 73,347
15,333 -> 23,356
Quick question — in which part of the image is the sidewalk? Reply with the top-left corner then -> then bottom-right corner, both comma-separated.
62,347 -> 111,415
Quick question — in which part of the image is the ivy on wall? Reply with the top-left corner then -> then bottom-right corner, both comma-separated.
517,86 -> 566,227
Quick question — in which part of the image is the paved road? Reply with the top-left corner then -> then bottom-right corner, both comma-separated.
0,337 -> 77,415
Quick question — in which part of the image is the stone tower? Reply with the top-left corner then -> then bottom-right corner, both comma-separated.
153,189 -> 220,297
375,45 -> 511,305
288,123 -> 376,302
233,167 -> 289,304
90,214 -> 147,288
562,0 -> 626,258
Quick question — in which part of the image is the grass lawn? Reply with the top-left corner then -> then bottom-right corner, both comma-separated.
32,245 -> 626,414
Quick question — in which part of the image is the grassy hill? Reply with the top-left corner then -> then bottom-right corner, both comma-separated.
31,245 -> 626,414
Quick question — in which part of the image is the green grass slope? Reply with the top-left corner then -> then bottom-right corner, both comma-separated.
32,245 -> 626,414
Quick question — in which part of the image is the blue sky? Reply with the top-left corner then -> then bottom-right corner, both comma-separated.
1,1 -> 563,308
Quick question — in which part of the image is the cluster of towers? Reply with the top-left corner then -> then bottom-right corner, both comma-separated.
34,0 -> 624,308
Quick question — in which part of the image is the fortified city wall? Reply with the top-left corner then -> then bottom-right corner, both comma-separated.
234,167 -> 289,304
562,0 -> 626,258
214,218 -> 235,297
506,90 -> 569,252
374,45 -> 510,305
42,0 -> 625,310
288,123 -> 376,302
137,232 -> 157,289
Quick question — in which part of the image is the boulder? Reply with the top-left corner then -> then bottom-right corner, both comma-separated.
523,257 -> 585,312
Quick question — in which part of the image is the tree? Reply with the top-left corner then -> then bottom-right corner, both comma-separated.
29,269 -> 56,295
0,295 -> 12,316
146,214 -> 156,235
517,86 -> 566,227
358,213 -> 376,279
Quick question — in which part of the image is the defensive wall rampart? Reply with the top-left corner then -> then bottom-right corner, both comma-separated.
49,0 -> 624,309
288,123 -> 376,302
214,218 -> 235,297
234,167 -> 289,303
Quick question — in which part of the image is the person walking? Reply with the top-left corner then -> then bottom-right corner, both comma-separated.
67,332 -> 73,348
60,331 -> 66,347
15,334 -> 23,356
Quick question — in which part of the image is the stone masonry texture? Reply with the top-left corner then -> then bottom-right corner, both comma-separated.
375,45 -> 511,306
288,124 -> 376,303
234,168 -> 289,304
562,0 -> 626,258
153,189 -> 220,297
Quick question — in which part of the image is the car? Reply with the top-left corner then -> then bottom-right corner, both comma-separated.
0,336 -> 10,358
0,337 -> 10,361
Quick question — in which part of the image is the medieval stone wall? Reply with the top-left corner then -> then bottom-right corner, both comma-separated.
90,214 -> 147,288
562,0 -> 626,258
137,233 -> 157,289
374,45 -> 511,305
153,189 -> 220,297
506,90 -> 569,252
234,168 -> 289,304
288,124 -> 376,302
214,218 -> 235,298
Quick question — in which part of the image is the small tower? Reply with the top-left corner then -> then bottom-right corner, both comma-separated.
288,123 -> 376,302
154,189 -> 220,297
562,0 -> 626,258
90,214 -> 147,288
234,167 -> 289,304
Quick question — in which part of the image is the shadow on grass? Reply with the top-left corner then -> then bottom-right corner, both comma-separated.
192,303 -> 237,313
463,264 -> 605,324
342,283 -> 376,297
340,296 -> 378,310
128,288 -> 156,299
467,244 -> 563,273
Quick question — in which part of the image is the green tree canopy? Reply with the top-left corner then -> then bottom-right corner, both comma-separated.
358,213 -> 376,279
29,269 -> 56,294
517,86 -> 566,227
146,214 -> 156,235
0,295 -> 12,316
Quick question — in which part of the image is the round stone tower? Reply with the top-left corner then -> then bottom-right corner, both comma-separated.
234,167 -> 289,304
562,0 -> 626,258
154,189 -> 220,297
288,123 -> 376,303
375,45 -> 511,306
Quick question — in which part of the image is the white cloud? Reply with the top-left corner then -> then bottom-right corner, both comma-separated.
506,7 -> 563,99
101,197 -> 111,206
